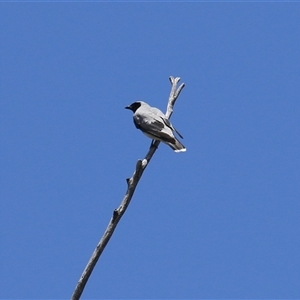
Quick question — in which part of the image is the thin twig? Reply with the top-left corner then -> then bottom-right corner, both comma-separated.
71,76 -> 185,300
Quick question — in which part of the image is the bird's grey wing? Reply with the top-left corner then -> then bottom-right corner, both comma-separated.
133,111 -> 164,130
134,111 -> 175,143
148,107 -> 184,139
160,117 -> 184,139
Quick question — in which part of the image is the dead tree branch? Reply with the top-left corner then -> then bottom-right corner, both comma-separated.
71,76 -> 185,300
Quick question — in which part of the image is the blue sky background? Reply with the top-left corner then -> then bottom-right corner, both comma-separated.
1,2 -> 300,299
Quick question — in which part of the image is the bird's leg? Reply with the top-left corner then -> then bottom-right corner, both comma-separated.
150,140 -> 155,148
150,140 -> 158,150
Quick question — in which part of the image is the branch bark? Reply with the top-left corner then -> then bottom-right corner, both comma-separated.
71,76 -> 185,300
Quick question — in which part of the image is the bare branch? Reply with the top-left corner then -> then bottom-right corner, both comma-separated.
166,76 -> 185,119
71,76 -> 185,300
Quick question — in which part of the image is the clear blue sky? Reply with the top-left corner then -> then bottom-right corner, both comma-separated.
1,2 -> 299,299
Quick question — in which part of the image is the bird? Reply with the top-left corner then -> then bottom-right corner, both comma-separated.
125,101 -> 186,152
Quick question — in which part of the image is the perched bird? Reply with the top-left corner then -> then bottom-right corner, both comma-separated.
125,101 -> 186,152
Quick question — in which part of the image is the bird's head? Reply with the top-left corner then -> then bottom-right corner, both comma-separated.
125,101 -> 143,113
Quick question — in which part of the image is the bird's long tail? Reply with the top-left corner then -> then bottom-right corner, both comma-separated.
168,137 -> 186,153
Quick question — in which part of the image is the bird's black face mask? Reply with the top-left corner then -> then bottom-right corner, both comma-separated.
125,101 -> 142,113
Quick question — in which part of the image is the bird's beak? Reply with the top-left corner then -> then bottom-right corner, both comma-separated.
125,105 -> 131,110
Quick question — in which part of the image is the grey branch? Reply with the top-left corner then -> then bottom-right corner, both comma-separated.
71,76 -> 185,300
